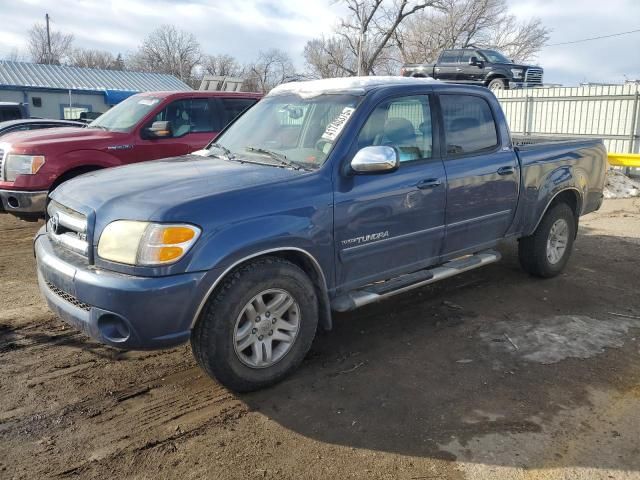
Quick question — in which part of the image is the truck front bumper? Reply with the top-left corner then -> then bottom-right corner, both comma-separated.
0,188 -> 48,215
509,81 -> 542,89
35,228 -> 208,350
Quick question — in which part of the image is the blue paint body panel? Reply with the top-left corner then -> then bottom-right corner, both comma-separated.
37,81 -> 607,350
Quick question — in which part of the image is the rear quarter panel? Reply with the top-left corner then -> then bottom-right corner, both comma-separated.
507,140 -> 607,237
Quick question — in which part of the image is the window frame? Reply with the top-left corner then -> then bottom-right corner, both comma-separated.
347,92 -> 440,169
439,50 -> 462,64
142,97 -> 216,139
437,92 -> 502,160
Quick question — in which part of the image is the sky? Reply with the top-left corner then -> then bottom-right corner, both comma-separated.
0,0 -> 639,86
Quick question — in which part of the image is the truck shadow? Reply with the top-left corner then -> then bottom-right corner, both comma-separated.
242,232 -> 640,471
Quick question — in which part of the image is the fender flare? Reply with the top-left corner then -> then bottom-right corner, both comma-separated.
189,247 -> 332,331
529,187 -> 584,235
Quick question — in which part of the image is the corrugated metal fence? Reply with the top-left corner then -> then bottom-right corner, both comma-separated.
494,84 -> 640,154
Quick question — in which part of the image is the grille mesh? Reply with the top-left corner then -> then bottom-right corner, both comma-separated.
525,69 -> 543,84
0,148 -> 4,181
45,281 -> 91,311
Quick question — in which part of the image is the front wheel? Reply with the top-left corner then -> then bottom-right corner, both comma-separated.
487,78 -> 507,91
191,257 -> 318,392
518,203 -> 576,278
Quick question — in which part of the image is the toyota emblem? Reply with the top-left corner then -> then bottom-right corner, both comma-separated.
50,213 -> 60,234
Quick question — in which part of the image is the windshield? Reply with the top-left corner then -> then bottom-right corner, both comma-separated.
88,95 -> 161,132
209,93 -> 362,170
479,50 -> 512,64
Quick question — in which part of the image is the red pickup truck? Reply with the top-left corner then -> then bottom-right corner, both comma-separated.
0,91 -> 261,220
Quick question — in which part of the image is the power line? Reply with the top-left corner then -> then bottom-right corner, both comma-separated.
547,28 -> 640,47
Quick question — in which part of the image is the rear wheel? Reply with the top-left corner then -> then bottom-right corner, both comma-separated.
518,203 -> 576,278
191,257 -> 318,392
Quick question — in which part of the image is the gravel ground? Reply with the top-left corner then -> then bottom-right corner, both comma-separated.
1,198 -> 639,480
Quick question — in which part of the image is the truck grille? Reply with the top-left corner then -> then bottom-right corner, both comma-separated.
525,68 -> 543,85
45,281 -> 91,311
47,201 -> 89,258
0,147 -> 5,181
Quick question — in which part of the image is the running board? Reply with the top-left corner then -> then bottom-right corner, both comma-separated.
331,250 -> 501,312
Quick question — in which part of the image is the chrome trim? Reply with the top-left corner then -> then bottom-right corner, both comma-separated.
189,247 -> 329,329
341,225 -> 445,252
55,208 -> 87,233
0,189 -> 48,213
0,146 -> 6,181
446,209 -> 512,228
344,251 -> 501,309
351,146 -> 399,173
46,201 -> 89,257
530,187 -> 582,234
49,231 -> 89,256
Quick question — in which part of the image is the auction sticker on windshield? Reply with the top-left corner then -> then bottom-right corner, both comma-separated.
321,107 -> 355,142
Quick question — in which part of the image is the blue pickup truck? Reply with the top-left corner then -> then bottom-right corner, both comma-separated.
35,77 -> 607,391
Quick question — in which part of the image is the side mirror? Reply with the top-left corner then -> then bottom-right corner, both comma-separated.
469,56 -> 480,66
144,120 -> 173,139
351,146 -> 399,174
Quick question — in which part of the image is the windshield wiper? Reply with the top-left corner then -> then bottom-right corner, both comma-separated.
208,142 -> 235,160
245,146 -> 308,170
88,124 -> 108,130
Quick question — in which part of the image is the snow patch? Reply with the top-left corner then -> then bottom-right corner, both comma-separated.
481,314 -> 640,364
268,76 -> 437,98
604,169 -> 640,199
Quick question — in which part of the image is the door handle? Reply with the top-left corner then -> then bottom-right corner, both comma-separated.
497,166 -> 515,175
456,68 -> 462,71
416,178 -> 442,189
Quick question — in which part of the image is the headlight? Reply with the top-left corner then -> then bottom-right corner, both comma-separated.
97,221 -> 201,266
511,68 -> 524,79
5,154 -> 45,181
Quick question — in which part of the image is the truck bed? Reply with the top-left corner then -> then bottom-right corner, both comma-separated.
508,137 -> 607,236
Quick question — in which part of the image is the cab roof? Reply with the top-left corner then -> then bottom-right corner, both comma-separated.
268,76 -> 440,98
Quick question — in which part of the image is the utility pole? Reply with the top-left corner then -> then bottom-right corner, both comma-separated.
356,4 -> 365,76
45,13 -> 52,65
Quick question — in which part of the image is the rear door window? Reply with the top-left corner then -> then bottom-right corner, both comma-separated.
439,50 -> 461,64
440,94 -> 498,156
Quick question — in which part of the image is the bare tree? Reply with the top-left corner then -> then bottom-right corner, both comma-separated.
244,49 -> 296,93
129,25 -> 202,83
303,36 -> 356,78
396,0 -> 550,64
27,22 -> 74,64
69,48 -> 118,70
337,0 -> 444,75
202,54 -> 243,77
487,17 -> 550,63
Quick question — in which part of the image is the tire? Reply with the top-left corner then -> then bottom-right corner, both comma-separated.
487,78 -> 507,91
191,257 -> 318,392
518,203 -> 576,278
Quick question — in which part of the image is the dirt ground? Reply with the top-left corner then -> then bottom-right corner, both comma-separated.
1,198 -> 640,480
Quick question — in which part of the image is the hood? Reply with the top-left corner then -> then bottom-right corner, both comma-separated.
52,154 -> 304,221
1,127 -> 120,152
491,62 -> 542,70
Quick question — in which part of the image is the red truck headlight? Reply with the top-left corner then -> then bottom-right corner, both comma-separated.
5,154 -> 45,181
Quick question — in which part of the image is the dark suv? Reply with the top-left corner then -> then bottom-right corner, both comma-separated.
400,48 -> 543,91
